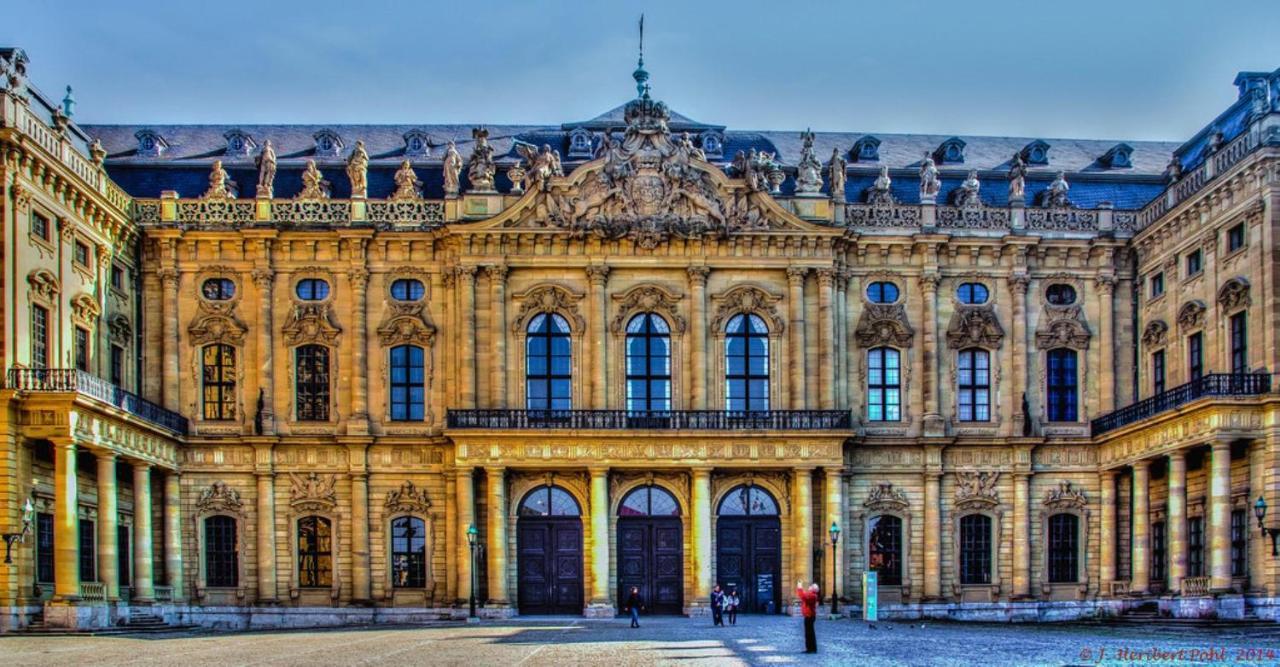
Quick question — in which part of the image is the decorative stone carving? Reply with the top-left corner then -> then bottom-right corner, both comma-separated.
865,166 -> 894,205
919,153 -> 940,200
467,127 -> 497,193
794,129 -> 823,195
1035,305 -> 1091,350
1040,171 -> 1071,208
945,306 -> 1004,348
442,141 -> 463,198
863,483 -> 909,511
108,314 -> 132,343
296,160 -> 328,199
1042,481 -> 1088,509
384,481 -> 432,514
709,285 -> 786,334
70,293 -> 101,323
1217,277 -> 1250,312
828,148 -> 847,203
954,471 -> 1000,509
1177,300 -> 1206,331
391,160 -> 422,200
376,300 -> 436,347
952,170 -> 981,206
1165,154 -> 1183,184
1141,320 -> 1169,348
27,269 -> 60,301
203,160 -> 233,199
288,472 -> 337,512
506,161 -> 527,195
282,302 -> 342,346
188,301 -> 249,346
511,285 -> 586,333
255,140 -> 277,198
854,304 -> 915,347
196,481 -> 245,516
516,142 -> 559,193
346,140 -> 369,198
1008,151 -> 1027,202
609,284 -> 687,333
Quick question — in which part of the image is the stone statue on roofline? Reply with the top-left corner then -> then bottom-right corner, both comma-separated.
866,165 -> 894,205
204,160 -> 232,199
1165,153 -> 1183,184
297,159 -> 329,199
1007,151 -> 1027,203
516,142 -> 559,192
391,160 -> 422,200
953,169 -> 981,207
467,127 -> 496,193
442,140 -> 462,198
1041,170 -> 1070,207
919,153 -> 940,201
346,140 -> 369,198
828,148 -> 847,203
506,160 -> 527,195
794,129 -> 823,195
256,139 -> 277,198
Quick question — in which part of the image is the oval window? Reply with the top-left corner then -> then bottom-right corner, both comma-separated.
867,281 -> 900,304
390,278 -> 425,301
957,283 -> 989,305
1046,284 -> 1077,306
295,278 -> 331,301
201,278 -> 236,301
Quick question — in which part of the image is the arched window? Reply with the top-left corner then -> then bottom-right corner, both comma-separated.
526,314 -> 572,410
295,278 -> 330,301
619,486 -> 680,517
389,345 -> 425,421
390,278 -> 425,302
868,515 -> 902,585
390,516 -> 427,588
518,486 -> 581,517
202,344 -> 236,421
204,515 -> 238,588
1046,348 -> 1078,422
959,514 -> 992,585
957,348 -> 990,422
1047,513 -> 1079,583
297,516 -> 332,588
725,314 -> 769,411
717,485 -> 779,516
625,314 -> 671,411
867,347 -> 901,421
295,345 -> 330,421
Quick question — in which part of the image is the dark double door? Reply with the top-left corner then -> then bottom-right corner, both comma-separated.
517,518 -> 583,614
716,517 -> 782,614
617,517 -> 684,615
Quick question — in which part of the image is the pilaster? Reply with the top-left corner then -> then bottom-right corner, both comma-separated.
348,266 -> 370,432
455,467 -> 475,604
1168,450 -> 1187,592
691,467 -> 713,607
458,266 -> 478,409
786,267 -> 808,410
1209,438 -> 1233,592
792,467 -> 814,602
687,266 -> 710,409
587,265 -> 610,409
816,268 -> 836,410
159,266 -> 180,411
587,466 -> 613,615
251,267 -> 276,433
486,265 -> 509,408
485,466 -> 509,606
1096,275 -> 1117,413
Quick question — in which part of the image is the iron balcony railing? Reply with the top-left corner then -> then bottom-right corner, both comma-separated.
6,368 -> 189,435
1090,373 -> 1272,436
447,409 -> 851,430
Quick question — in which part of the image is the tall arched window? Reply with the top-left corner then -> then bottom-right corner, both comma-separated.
959,514 -> 992,585
518,486 -> 581,516
202,344 -> 237,420
1046,348 -> 1078,422
204,515 -> 238,588
295,345 -> 330,421
626,314 -> 671,411
390,516 -> 427,588
725,314 -> 769,411
619,486 -> 680,516
389,345 -> 425,421
868,515 -> 902,585
1047,513 -> 1079,583
717,485 -> 779,516
956,348 -> 990,422
867,347 -> 901,421
297,516 -> 332,588
526,314 -> 572,410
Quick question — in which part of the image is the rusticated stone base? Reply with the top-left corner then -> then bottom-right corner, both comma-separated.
1159,594 -> 1246,620
583,603 -> 616,618
860,599 -> 1125,622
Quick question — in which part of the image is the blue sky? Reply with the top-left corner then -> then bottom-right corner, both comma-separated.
6,0 -> 1280,141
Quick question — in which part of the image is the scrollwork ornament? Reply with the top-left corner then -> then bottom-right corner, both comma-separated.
1177,300 -> 1206,332
954,471 -> 1000,510
1217,278 -> 1250,312
1043,481 -> 1088,510
384,481 -> 432,514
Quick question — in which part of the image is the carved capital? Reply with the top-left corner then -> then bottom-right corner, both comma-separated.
1094,274 -> 1116,296
1007,274 -> 1030,296
786,266 -> 808,285
10,182 -> 31,211
251,268 -> 274,291
349,268 -> 370,293
485,264 -> 509,284
918,272 -> 940,293
816,268 -> 836,288
456,265 -> 478,285
57,217 -> 76,243
686,265 -> 710,287
585,265 -> 610,286
158,267 -> 180,290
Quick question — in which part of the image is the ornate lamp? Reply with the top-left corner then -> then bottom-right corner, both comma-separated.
1255,496 -> 1279,557
467,524 -> 481,618
3,498 -> 34,564
829,521 -> 841,614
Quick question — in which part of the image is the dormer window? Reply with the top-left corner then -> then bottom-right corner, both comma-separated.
1099,143 -> 1133,169
567,127 -> 594,159
313,129 -> 344,158
1021,140 -> 1050,165
223,130 -> 257,158
934,137 -> 966,164
134,129 -> 168,158
850,135 -> 880,162
403,130 -> 432,158
699,130 -> 725,158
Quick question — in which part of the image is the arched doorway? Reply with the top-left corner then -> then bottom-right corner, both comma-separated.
716,485 -> 782,614
516,485 -> 583,615
617,485 -> 683,615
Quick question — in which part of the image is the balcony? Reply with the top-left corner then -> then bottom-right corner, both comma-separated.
1090,373 -> 1272,437
446,409 -> 851,431
6,368 -> 189,435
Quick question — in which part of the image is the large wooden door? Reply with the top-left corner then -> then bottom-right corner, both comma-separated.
716,517 -> 782,613
617,517 -> 684,615
517,518 -> 583,614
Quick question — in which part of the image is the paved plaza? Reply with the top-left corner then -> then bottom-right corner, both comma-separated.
3,616 -> 1279,666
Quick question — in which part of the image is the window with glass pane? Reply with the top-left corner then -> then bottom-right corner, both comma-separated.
1151,521 -> 1166,584
74,241 -> 90,266
1152,350 -> 1166,394
618,486 -> 680,517
867,281 -> 899,304
957,348 -> 990,421
526,314 -> 572,410
390,278 -> 425,301
1047,513 -> 1078,583
868,515 -> 902,585
78,518 -> 96,583
518,486 -> 581,517
956,283 -> 988,305
1227,223 -> 1245,252
202,344 -> 236,420
1185,249 -> 1202,276
117,525 -> 130,588
1188,516 -> 1204,577
202,278 -> 236,301
297,516 -> 332,587
31,211 -> 49,240
391,516 -> 428,588
1046,349 -> 1078,422
959,514 -> 992,585
204,515 -> 238,587
295,345 -> 330,421
110,344 -> 125,386
625,313 -> 671,411
389,345 -> 425,421
1230,313 -> 1247,373
717,485 -> 779,516
111,264 -> 125,290
725,314 -> 769,411
31,304 -> 49,369
36,512 -> 54,583
1231,509 -> 1247,577
866,347 -> 901,421
74,326 -> 89,371
295,278 -> 330,301
1149,272 -> 1164,299
1188,333 -> 1203,382
1045,284 -> 1076,305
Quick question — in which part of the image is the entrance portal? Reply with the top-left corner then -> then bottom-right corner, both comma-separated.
617,485 -> 684,615
715,485 -> 782,614
516,486 -> 583,615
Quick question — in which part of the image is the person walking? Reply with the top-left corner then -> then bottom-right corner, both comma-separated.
796,580 -> 820,653
725,587 -> 740,626
626,586 -> 644,628
710,584 -> 725,627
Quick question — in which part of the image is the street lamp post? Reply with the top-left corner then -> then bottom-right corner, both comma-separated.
829,521 -> 840,615
1254,496 -> 1280,557
2,498 -> 33,565
466,524 -> 483,619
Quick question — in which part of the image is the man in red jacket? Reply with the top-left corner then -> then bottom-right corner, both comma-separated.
796,580 -> 820,653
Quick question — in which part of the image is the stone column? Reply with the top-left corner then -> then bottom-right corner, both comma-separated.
251,269 -> 276,433
691,468 -> 713,608
786,268 -> 808,410
485,466 -> 509,605
255,472 -> 277,603
586,266 -> 610,409
159,268 -> 181,411
349,268 -> 370,427
835,271 -> 850,412
455,468 -> 474,604
588,467 -> 612,614
458,266 -> 478,409
817,268 -> 836,410
1249,440 -> 1267,594
164,471 -> 184,600
97,452 -> 119,600
1096,276 -> 1116,413
688,267 -> 710,409
1131,462 -> 1150,595
793,468 -> 814,602
1099,470 -> 1116,593
53,439 -> 79,600
487,265 -> 509,408
349,442 -> 371,603
824,469 -> 844,603
1167,450 -> 1187,593
132,463 -> 155,602
1012,472 -> 1031,598
444,471 -> 457,601
1209,439 -> 1233,591
1008,275 -> 1029,427
923,471 -> 942,599
919,273 -> 942,429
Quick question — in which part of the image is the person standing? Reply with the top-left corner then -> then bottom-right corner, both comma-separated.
626,586 -> 644,628
710,584 -> 725,627
796,581 -> 820,654
725,587 -> 740,626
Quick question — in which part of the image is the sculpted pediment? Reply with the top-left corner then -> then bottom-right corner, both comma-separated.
945,305 -> 1004,348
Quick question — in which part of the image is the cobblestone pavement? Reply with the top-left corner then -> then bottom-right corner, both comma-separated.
4,616 -> 1280,666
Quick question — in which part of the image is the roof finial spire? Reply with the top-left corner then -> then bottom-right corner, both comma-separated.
62,85 -> 75,118
633,14 -> 649,99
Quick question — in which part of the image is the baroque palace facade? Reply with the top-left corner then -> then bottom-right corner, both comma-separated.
2,45 -> 1280,630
